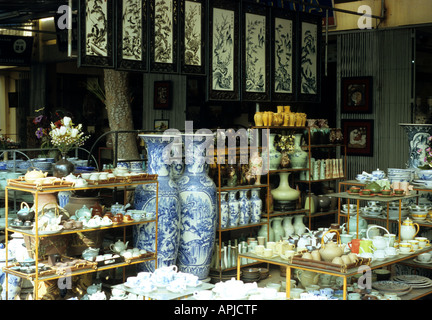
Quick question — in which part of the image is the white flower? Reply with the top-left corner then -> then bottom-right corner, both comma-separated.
63,116 -> 72,127
71,128 -> 78,138
59,126 -> 67,136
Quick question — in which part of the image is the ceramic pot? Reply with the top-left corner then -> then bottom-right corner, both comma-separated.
219,191 -> 229,228
254,112 -> 263,126
280,151 -> 291,169
303,192 -> 319,214
249,188 -> 262,223
318,195 -> 331,212
296,270 -> 320,288
293,215 -> 307,235
258,219 -> 275,242
400,217 -> 420,241
268,133 -> 282,170
289,134 -> 308,168
283,216 -> 295,237
177,133 -> 217,279
133,134 -> 180,271
272,217 -> 285,242
53,155 -> 74,178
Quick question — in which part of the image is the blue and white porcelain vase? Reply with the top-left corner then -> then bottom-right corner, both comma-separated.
58,191 -> 72,208
170,141 -> 184,181
228,190 -> 240,227
250,188 -> 262,223
219,191 -> 229,228
400,124 -> 432,169
133,134 -> 181,271
177,133 -> 217,279
238,189 -> 251,225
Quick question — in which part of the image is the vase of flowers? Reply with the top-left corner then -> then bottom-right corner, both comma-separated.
274,134 -> 295,169
49,116 -> 89,177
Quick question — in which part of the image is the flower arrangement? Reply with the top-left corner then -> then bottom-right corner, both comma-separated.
33,109 -> 62,149
418,135 -> 432,169
0,133 -> 18,149
49,116 -> 90,155
274,134 -> 295,154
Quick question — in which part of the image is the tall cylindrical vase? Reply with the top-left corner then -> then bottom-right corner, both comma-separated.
238,189 -> 251,225
133,134 -> 180,271
219,191 -> 229,229
228,190 -> 240,227
250,188 -> 262,223
177,133 -> 217,279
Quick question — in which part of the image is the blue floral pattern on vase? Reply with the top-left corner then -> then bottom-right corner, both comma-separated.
238,189 -> 251,225
400,124 -> 432,169
133,134 -> 180,271
219,191 -> 229,228
250,188 -> 262,223
228,190 -> 240,227
177,134 -> 217,279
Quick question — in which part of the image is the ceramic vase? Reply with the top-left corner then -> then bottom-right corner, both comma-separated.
238,189 -> 251,225
219,191 -> 229,228
282,216 -> 295,237
258,219 -> 274,242
228,190 -> 240,227
177,133 -> 217,279
303,192 -> 319,214
58,191 -> 72,208
272,217 -> 285,242
293,215 -> 307,235
271,172 -> 300,201
289,134 -> 308,168
249,188 -> 262,223
268,133 -> 282,170
52,154 -> 74,178
133,134 -> 180,271
400,124 -> 432,169
170,142 -> 184,181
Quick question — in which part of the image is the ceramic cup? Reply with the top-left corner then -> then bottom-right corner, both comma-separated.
306,284 -> 320,293
399,242 -> 412,253
348,292 -> 361,300
263,248 -> 273,258
418,252 -> 432,262
257,236 -> 266,246
266,282 -> 281,292
290,288 -> 305,299
320,288 -> 334,297
384,293 -> 398,300
385,247 -> 397,256
266,241 -> 276,250
254,245 -> 265,256
362,189 -> 371,195
350,187 -> 360,193
381,189 -> 391,195
383,233 -> 396,247
281,250 -> 296,260
415,237 -> 430,249
340,233 -> 353,244
408,240 -> 419,250
394,189 -> 404,195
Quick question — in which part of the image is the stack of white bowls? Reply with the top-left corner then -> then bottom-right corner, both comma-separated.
387,168 -> 414,183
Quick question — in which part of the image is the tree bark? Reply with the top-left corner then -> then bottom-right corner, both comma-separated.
103,69 -> 139,160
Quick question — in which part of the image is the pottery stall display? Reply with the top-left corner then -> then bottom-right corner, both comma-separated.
133,134 -> 181,271
177,133 -> 217,280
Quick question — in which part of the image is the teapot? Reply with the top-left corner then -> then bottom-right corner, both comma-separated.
371,168 -> 385,179
24,169 -> 48,183
82,247 -> 100,261
296,270 -> 320,288
364,181 -> 382,193
400,217 -> 420,241
319,230 -> 345,262
75,205 -> 93,220
110,240 -> 129,254
366,225 -> 390,250
111,202 -> 125,215
17,202 -> 35,222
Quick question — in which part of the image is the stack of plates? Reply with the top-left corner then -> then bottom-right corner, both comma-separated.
372,280 -> 412,296
209,269 -> 240,284
392,275 -> 432,289
241,267 -> 261,283
258,267 -> 270,280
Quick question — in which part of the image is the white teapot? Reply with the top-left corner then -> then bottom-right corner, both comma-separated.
400,217 -> 420,241
110,240 -> 129,254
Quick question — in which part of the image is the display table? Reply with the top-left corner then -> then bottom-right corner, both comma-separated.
111,282 -> 214,300
237,247 -> 432,300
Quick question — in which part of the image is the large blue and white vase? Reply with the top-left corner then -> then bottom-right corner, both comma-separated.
219,191 -> 229,229
177,133 -> 217,279
250,188 -> 262,223
170,141 -> 184,182
133,134 -> 181,271
400,124 -> 432,169
228,190 -> 240,227
238,189 -> 251,225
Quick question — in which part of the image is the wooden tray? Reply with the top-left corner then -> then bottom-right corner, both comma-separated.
84,174 -> 158,185
124,252 -> 155,264
292,256 -> 371,273
7,177 -> 74,190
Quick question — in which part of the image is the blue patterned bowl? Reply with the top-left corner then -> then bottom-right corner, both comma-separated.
417,170 -> 432,180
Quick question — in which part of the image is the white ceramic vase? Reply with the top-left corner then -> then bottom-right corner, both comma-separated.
271,172 -> 300,201
293,215 -> 307,235
282,216 -> 295,237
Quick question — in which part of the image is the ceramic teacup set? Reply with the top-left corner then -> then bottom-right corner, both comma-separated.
122,266 -> 201,294
252,240 -> 296,260
399,237 -> 430,254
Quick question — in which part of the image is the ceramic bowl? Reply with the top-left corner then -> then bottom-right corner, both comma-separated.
417,170 -> 432,180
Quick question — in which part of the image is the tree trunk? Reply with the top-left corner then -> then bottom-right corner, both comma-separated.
103,69 -> 139,160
